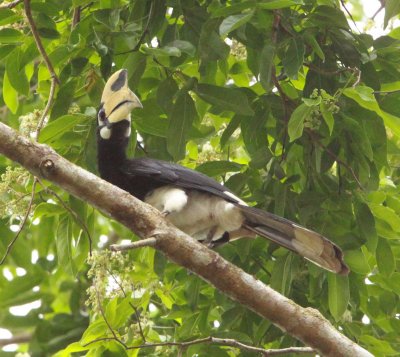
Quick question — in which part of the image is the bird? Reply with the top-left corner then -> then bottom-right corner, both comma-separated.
96,68 -> 349,275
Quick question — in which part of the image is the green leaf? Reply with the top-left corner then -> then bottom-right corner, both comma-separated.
355,202 -> 377,246
167,40 -> 196,56
56,216 -> 76,276
210,1 -> 254,17
257,0 -> 303,9
288,103 -> 312,142
81,319 -> 109,344
259,44 -> 275,91
194,83 -> 254,116
270,254 -> 294,295
141,45 -> 181,57
34,202 -> 65,219
39,114 -> 90,143
199,19 -> 230,62
320,103 -> 334,135
0,9 -> 21,26
376,238 -> 395,277
282,37 -> 304,79
167,91 -> 198,160
6,48 -> 29,95
343,86 -> 400,137
219,11 -> 254,37
304,32 -> 325,61
196,161 -> 243,177
134,116 -> 168,137
384,0 -> 400,28
0,266 -> 44,307
3,71 -> 18,113
220,115 -> 241,147
309,5 -> 350,29
157,77 -> 179,114
0,28 -> 23,43
50,80 -> 78,120
344,250 -> 370,275
370,204 -> 400,232
328,273 -> 349,321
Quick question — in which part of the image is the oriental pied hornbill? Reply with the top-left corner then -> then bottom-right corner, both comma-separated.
97,69 -> 349,275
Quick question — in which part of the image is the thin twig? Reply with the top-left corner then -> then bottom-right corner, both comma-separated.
24,0 -> 59,84
371,3 -> 384,21
0,178 -> 37,265
107,269 -> 147,343
37,178 -> 93,255
340,0 -> 360,33
94,283 -> 125,345
110,237 -> 157,252
307,130 -> 363,189
351,68 -> 362,88
83,334 -> 314,355
89,273 -> 314,355
0,0 -> 23,9
24,0 -> 59,138
72,6 -> 81,28
35,76 -> 57,139
0,333 -> 32,347
304,63 -> 349,76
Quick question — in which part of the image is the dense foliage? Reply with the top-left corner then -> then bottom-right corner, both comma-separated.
0,0 -> 400,355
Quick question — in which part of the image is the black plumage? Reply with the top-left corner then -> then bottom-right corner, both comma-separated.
96,69 -> 349,275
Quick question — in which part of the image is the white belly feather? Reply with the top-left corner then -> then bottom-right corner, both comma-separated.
144,186 -> 245,241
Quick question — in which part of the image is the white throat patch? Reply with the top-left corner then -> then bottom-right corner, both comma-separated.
125,126 -> 131,137
100,126 -> 112,140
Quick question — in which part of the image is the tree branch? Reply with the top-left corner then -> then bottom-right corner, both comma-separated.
0,333 -> 32,347
0,122 -> 373,357
24,0 -> 59,85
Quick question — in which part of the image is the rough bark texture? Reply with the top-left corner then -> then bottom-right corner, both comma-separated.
0,122 -> 372,357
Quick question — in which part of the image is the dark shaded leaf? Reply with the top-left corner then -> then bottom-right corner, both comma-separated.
259,43 -> 275,91
167,91 -> 198,160
282,37 -> 304,79
376,238 -> 395,277
194,83 -> 254,115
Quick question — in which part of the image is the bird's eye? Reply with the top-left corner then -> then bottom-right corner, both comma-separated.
98,108 -> 106,122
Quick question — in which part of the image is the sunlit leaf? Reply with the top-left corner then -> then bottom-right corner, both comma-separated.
328,273 -> 349,321
219,11 -> 254,37
288,103 -> 312,142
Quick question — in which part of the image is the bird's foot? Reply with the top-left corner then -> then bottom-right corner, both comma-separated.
161,210 -> 171,217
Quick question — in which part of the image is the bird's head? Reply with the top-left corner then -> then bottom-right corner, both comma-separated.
97,69 -> 142,140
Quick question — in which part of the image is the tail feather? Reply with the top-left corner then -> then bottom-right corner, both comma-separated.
238,205 -> 349,275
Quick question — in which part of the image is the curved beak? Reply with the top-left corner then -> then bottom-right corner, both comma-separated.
100,69 -> 142,124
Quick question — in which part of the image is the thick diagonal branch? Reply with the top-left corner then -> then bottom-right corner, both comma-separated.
0,122 -> 372,357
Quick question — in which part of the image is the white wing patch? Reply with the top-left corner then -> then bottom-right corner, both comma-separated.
145,186 -> 188,214
145,186 -> 245,242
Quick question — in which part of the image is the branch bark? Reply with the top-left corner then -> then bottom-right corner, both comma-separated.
0,122 -> 372,357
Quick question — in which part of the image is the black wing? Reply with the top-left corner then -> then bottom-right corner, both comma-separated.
121,157 -> 239,202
